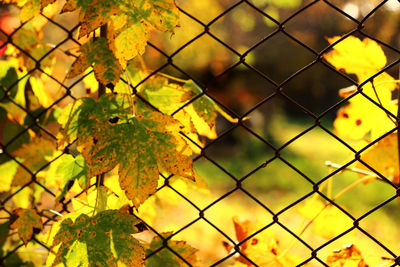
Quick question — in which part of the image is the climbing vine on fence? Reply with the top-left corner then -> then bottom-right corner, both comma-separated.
0,0 -> 399,266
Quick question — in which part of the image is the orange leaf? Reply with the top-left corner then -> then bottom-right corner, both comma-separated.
326,244 -> 369,267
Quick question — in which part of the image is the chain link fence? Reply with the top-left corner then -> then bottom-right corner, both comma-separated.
1,0 -> 400,266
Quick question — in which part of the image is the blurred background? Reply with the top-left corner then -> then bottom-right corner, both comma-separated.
1,0 -> 400,266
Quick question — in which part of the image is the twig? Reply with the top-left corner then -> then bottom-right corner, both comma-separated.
325,161 -> 386,182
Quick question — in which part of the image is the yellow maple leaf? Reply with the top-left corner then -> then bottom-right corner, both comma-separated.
356,133 -> 399,184
324,36 -> 386,82
225,217 -> 300,266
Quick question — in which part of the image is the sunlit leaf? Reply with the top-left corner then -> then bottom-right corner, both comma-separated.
68,37 -> 123,86
29,76 -> 53,108
326,36 -> 397,141
9,208 -> 42,245
326,244 -> 369,267
24,0 -> 56,22
141,76 -> 238,140
356,133 -> 399,184
61,0 -> 179,67
0,159 -> 18,192
146,232 -> 198,267
324,36 -> 386,82
47,210 -> 145,267
57,94 -> 194,207
297,198 -> 351,240
55,154 -> 90,202
226,217 -> 299,266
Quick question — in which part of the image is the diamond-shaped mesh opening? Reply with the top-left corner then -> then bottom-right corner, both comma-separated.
1,0 -> 400,266
204,127 -> 276,178
209,1 -> 278,52
284,1 -> 359,51
247,31 -> 317,83
171,34 -> 239,82
281,62 -> 355,115
242,158 -> 314,212
279,126 -> 357,181
207,69 -> 277,116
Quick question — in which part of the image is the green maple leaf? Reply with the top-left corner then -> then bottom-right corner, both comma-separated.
141,77 -> 238,140
146,232 -> 198,267
48,210 -> 145,267
57,94 -> 194,207
68,37 -> 123,86
61,0 -> 179,67
55,154 -> 90,202
9,208 -> 42,245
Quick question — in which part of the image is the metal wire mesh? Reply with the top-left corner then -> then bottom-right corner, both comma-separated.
0,0 -> 400,266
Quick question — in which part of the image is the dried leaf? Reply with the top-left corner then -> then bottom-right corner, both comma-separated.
326,244 -> 369,267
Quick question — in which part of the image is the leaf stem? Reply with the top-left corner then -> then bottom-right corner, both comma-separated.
325,161 -> 386,183
157,72 -> 188,83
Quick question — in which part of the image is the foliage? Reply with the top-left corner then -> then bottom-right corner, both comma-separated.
0,0 -> 398,266
325,36 -> 399,184
47,210 -> 145,267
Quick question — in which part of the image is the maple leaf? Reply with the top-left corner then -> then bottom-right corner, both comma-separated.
325,36 -> 397,141
68,37 -> 123,86
224,217 -> 299,266
61,0 -> 179,67
48,210 -> 145,267
57,94 -> 194,207
324,36 -> 386,82
146,232 -> 198,267
326,244 -> 369,267
141,76 -> 238,140
356,133 -> 399,184
55,154 -> 91,202
9,208 -> 42,245
11,136 -> 57,187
